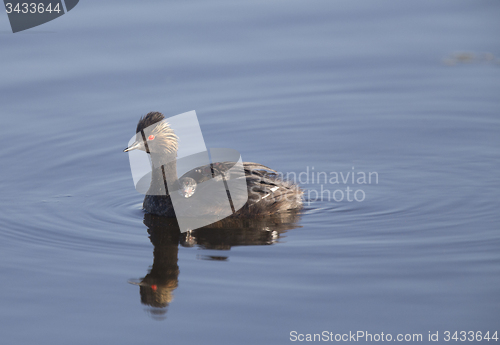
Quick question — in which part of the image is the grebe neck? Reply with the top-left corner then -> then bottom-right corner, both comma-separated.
148,152 -> 178,196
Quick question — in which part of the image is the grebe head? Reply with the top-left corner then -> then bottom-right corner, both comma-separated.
124,112 -> 178,154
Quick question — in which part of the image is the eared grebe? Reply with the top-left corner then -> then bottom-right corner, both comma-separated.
124,112 -> 303,217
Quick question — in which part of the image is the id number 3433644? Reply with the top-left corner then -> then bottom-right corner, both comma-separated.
5,3 -> 62,14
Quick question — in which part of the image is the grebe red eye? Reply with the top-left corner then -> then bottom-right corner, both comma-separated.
148,135 -> 155,141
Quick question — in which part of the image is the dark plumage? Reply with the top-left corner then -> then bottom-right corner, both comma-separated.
125,112 -> 303,217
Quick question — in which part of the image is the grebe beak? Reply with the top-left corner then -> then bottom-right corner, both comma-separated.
123,140 -> 144,152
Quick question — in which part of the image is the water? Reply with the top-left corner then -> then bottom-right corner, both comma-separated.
1,0 -> 499,343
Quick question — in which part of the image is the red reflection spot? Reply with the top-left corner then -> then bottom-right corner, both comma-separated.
151,284 -> 157,291
148,135 -> 155,141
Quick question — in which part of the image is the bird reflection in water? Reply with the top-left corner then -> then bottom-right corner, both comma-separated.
129,212 -> 301,320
